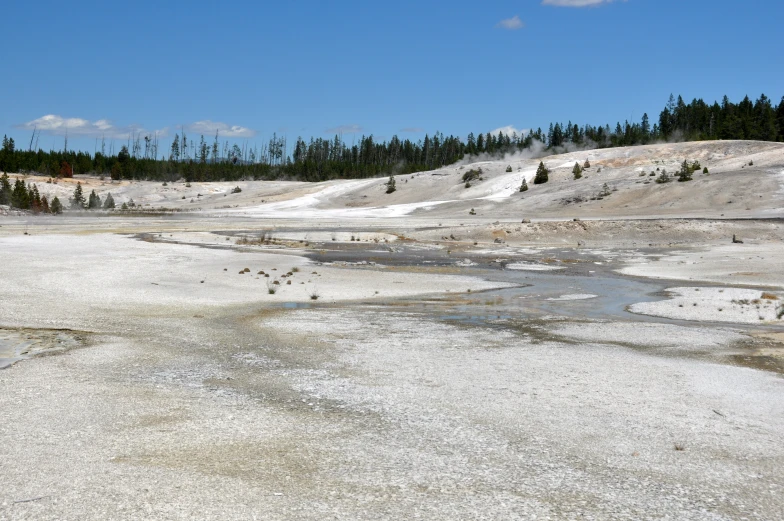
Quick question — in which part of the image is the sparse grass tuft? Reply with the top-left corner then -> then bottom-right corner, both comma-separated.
236,231 -> 273,245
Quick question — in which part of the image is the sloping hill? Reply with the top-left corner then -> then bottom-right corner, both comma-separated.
10,140 -> 784,220
229,140 -> 784,220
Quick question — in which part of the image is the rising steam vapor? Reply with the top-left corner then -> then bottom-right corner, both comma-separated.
457,137 -> 601,168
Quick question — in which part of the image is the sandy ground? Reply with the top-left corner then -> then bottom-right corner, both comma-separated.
1,140 -> 784,520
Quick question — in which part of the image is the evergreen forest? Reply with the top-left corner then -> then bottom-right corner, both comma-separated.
1,93 -> 782,185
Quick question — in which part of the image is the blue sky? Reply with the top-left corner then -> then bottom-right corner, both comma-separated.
2,0 -> 782,155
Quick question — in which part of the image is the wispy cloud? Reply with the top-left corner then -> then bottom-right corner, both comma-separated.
542,0 -> 625,7
184,120 -> 256,138
16,114 -> 162,139
325,124 -> 363,134
496,15 -> 524,30
400,127 -> 424,133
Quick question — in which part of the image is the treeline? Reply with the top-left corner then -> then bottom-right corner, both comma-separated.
0,173 -> 118,213
0,173 -> 63,213
1,93 -> 782,184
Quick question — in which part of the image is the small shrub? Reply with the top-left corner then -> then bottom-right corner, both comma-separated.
761,292 -> 779,300
385,175 -> 396,194
749,160 -> 753,166
462,168 -> 482,184
519,178 -> 528,192
232,186 -> 242,193
583,159 -> 591,169
655,171 -> 671,184
267,281 -> 278,294
505,165 -> 513,173
703,167 -> 709,174
469,208 -> 476,215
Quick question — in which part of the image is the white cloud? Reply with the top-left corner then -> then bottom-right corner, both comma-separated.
17,114 -> 162,139
325,124 -> 363,135
496,15 -> 524,30
489,126 -> 529,138
184,120 -> 256,138
542,0 -> 625,7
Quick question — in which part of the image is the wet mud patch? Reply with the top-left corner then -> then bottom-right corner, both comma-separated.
729,335 -> 784,374
0,327 -> 87,369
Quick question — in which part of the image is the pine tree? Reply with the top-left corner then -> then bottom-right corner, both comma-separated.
11,178 -> 30,209
41,195 -> 50,214
519,178 -> 528,192
0,172 -> 11,205
572,162 -> 583,179
534,162 -> 549,184
385,175 -> 396,194
583,159 -> 591,169
776,96 -> 784,142
50,196 -> 63,214
31,184 -> 42,213
111,162 -> 122,180
88,189 -> 101,209
677,160 -> 693,182
59,160 -> 73,178
103,192 -> 115,209
71,182 -> 86,209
